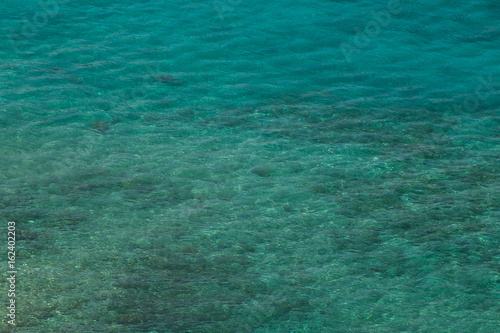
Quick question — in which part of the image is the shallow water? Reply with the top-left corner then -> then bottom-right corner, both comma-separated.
1,0 -> 499,332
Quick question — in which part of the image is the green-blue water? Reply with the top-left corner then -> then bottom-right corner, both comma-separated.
1,0 -> 499,332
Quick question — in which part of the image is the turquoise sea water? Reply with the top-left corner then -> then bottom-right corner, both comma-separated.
1,0 -> 499,332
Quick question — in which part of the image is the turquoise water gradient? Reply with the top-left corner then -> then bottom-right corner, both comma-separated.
1,0 -> 499,332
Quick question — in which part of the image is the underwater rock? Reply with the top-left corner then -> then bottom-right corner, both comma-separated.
17,229 -> 40,241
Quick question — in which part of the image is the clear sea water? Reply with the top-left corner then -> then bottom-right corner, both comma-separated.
1,0 -> 499,332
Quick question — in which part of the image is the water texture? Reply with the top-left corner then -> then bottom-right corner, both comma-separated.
0,0 -> 499,332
